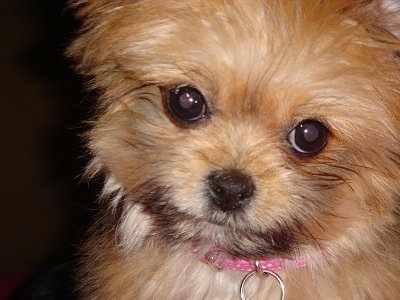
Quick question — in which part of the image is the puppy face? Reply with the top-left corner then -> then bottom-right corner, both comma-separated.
70,0 -> 400,261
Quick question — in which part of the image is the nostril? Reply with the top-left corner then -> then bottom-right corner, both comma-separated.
207,169 -> 255,211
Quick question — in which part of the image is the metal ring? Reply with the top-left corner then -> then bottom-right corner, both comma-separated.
239,270 -> 285,300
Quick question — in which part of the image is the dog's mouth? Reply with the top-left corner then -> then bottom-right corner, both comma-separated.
149,204 -> 306,260
133,179 -> 318,260
202,216 -> 306,259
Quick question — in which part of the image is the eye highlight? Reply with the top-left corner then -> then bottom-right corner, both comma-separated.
287,119 -> 329,155
164,85 -> 210,125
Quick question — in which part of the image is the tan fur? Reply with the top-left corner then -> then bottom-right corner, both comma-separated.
68,0 -> 400,299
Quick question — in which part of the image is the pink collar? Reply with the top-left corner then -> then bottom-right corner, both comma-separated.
192,247 -> 307,272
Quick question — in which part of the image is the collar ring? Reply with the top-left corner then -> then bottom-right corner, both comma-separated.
239,268 -> 285,300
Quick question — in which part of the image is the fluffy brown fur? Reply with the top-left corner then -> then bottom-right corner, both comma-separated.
68,0 -> 400,299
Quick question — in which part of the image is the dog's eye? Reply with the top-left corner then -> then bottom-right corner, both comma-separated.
165,86 -> 209,124
287,120 -> 329,155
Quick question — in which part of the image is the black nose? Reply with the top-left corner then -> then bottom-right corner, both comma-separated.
207,169 -> 255,212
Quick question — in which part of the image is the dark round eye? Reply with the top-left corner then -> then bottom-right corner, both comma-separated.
287,119 -> 329,155
165,86 -> 208,123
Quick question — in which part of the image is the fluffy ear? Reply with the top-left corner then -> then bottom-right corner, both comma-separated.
375,0 -> 400,38
67,0 -> 126,79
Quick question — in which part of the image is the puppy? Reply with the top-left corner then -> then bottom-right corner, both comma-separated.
68,0 -> 400,299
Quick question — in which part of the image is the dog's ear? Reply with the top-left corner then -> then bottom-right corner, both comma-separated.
68,0 -> 124,19
66,0 -> 126,82
375,0 -> 400,38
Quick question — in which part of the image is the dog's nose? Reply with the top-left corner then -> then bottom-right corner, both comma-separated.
207,169 -> 255,211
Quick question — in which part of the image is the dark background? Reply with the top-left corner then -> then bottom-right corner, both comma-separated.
0,0 -> 95,278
